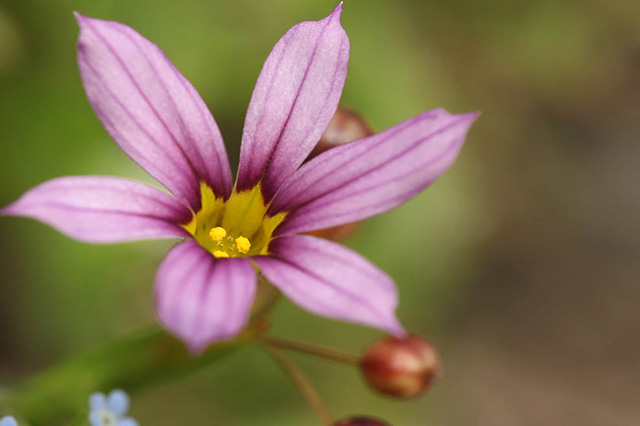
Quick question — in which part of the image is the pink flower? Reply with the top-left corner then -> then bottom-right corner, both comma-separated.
3,4 -> 477,352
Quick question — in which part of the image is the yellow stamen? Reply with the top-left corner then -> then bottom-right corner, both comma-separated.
209,226 -> 227,242
235,236 -> 251,254
182,182 -> 288,259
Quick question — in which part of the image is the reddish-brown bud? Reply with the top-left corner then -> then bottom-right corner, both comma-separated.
305,107 -> 373,242
333,416 -> 391,426
360,335 -> 442,399
307,107 -> 374,161
306,222 -> 358,241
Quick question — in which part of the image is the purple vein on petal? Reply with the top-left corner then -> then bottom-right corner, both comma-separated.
76,14 -> 232,209
154,241 -> 257,352
269,109 -> 479,235
2,176 -> 191,243
237,4 -> 349,200
254,234 -> 404,336
117,26 -> 232,200
77,31 -> 201,206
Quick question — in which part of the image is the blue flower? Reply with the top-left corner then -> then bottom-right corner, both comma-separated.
89,389 -> 138,426
0,417 -> 18,426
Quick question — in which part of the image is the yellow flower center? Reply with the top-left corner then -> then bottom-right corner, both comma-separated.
207,227 -> 251,258
182,183 -> 286,258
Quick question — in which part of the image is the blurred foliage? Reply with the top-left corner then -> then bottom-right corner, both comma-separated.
1,0 -> 640,425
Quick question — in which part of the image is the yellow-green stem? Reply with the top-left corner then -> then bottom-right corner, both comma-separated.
6,325 -> 258,426
262,345 -> 334,426
260,336 -> 361,366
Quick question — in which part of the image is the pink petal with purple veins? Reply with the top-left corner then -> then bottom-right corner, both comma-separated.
75,14 -> 233,209
269,109 -> 479,235
236,3 -> 349,200
2,176 -> 190,243
254,235 -> 404,336
154,241 -> 257,353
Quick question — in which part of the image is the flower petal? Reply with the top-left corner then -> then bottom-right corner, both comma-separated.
75,14 -> 233,208
269,109 -> 479,235
118,419 -> 139,426
154,241 -> 257,352
88,412 -> 101,426
107,390 -> 129,417
236,3 -> 349,200
2,176 -> 190,243
254,235 -> 404,335
0,417 -> 18,426
89,392 -> 107,411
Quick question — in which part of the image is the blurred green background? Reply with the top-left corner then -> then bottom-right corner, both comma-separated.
1,0 -> 640,424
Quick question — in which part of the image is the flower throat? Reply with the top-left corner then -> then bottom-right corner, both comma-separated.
182,183 -> 285,258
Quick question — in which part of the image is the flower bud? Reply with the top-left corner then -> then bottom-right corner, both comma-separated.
333,416 -> 391,426
307,107 -> 374,160
306,107 -> 373,242
360,335 -> 442,399
306,222 -> 358,241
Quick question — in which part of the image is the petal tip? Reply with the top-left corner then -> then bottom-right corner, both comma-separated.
1,199 -> 22,217
74,12 -> 109,35
389,321 -> 407,338
440,109 -> 480,127
458,111 -> 481,132
1,205 -> 12,217
185,334 -> 234,356
73,11 -> 90,25
382,313 -> 406,337
331,2 -> 344,21
186,341 -> 208,356
73,11 -> 96,38
323,2 -> 344,23
465,110 -> 482,121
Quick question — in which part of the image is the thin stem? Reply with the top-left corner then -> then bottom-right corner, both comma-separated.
7,275 -> 283,425
250,276 -> 281,321
8,324 -> 260,425
260,336 -> 361,366
263,345 -> 333,426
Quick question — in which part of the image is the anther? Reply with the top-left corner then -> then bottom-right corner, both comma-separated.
235,236 -> 251,254
209,227 -> 227,242
213,250 -> 230,258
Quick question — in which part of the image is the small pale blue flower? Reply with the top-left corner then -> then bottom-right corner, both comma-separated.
108,390 -> 129,417
0,416 -> 18,426
88,389 -> 138,426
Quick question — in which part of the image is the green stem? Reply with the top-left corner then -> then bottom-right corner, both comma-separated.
6,325 -> 259,426
262,345 -> 334,426
3,275 -> 281,426
259,336 -> 361,366
250,275 -> 281,321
